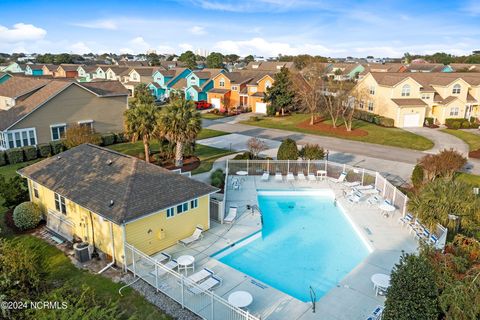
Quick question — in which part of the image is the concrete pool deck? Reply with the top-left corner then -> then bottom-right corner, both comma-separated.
136,176 -> 419,320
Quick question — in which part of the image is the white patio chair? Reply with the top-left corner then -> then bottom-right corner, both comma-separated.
286,172 -> 295,181
307,173 -> 317,181
179,226 -> 203,246
261,172 -> 269,181
150,259 -> 178,277
275,172 -> 283,182
297,172 -> 306,181
186,268 -> 214,285
188,275 -> 222,295
329,172 -> 347,183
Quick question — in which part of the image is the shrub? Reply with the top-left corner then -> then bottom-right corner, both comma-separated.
0,175 -> 29,208
353,109 -> 394,126
13,201 -> 42,230
64,124 -> 102,148
277,138 -> 298,160
451,121 -> 461,129
6,148 -> 24,164
37,143 -> 51,157
411,164 -> 424,189
378,116 -> 395,127
0,151 -> 6,166
424,117 -> 434,126
267,104 -> 276,116
232,151 -> 253,160
249,116 -> 260,121
210,169 -> 225,188
22,145 -> 38,161
300,143 -> 325,160
50,140 -> 65,155
419,149 -> 467,181
101,133 -> 116,146
461,120 -> 471,129
445,118 -> 466,129
115,132 -> 128,143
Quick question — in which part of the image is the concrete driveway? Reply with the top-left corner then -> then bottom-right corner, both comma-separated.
404,127 -> 469,156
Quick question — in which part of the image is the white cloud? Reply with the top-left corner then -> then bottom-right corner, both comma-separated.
214,37 -> 345,57
157,45 -> 175,54
128,36 -> 151,53
189,26 -> 206,35
179,43 -> 193,51
69,41 -> 92,54
72,19 -> 118,30
187,0 -> 329,12
0,23 -> 46,42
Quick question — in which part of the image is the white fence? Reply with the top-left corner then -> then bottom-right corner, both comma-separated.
124,242 -> 259,320
225,159 -> 447,247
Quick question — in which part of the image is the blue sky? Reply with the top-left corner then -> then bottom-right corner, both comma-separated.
0,0 -> 479,57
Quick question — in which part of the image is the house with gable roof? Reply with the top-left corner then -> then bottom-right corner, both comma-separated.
25,64 -> 45,76
184,68 -> 225,102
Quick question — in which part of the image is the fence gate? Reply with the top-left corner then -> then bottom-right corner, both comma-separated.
210,198 -> 224,223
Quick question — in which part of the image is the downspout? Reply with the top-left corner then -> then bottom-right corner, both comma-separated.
98,221 -> 116,274
88,211 -> 96,249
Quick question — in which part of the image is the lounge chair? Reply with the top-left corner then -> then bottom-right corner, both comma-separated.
428,234 -> 439,245
399,213 -> 413,226
261,172 -> 269,181
224,206 -> 238,224
275,172 -> 283,182
354,184 -> 374,191
360,188 -> 379,195
297,172 -> 306,181
415,226 -> 430,240
155,252 -> 171,263
188,275 -> 222,294
347,191 -> 368,203
369,306 -> 384,320
307,173 -> 317,181
179,226 -> 203,246
329,172 -> 347,183
186,268 -> 214,285
344,181 -> 360,187
150,259 -> 178,277
287,172 -> 295,181
367,194 -> 382,206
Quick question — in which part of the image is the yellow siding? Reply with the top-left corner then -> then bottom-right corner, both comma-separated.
125,195 -> 210,256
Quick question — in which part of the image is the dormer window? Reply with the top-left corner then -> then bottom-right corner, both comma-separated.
265,80 -> 272,90
401,84 -> 411,97
452,84 -> 461,94
219,78 -> 225,87
369,85 -> 375,95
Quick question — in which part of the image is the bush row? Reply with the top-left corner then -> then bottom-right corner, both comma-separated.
0,132 -> 128,167
353,109 -> 395,127
445,118 -> 478,129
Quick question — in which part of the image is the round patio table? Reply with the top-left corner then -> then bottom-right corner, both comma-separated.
371,273 -> 390,296
177,255 -> 195,275
228,291 -> 253,308
236,171 -> 248,176
378,203 -> 395,217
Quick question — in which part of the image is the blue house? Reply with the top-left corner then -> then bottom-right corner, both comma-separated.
25,65 -> 44,76
0,72 -> 12,84
184,69 -> 225,102
163,68 -> 192,97
148,68 -> 191,100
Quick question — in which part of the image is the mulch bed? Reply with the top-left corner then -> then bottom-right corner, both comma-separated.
469,149 -> 480,159
4,209 -> 46,235
162,156 -> 200,172
297,118 -> 368,137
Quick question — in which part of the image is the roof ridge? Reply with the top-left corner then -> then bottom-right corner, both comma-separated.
119,157 -> 138,223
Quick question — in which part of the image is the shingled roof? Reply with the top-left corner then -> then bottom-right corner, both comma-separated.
0,77 -> 51,98
18,144 -> 218,224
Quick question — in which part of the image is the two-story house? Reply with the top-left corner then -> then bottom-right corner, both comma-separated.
354,72 -> 480,127
105,66 -> 130,81
123,67 -> 160,96
0,78 -> 129,150
0,62 -> 25,74
184,68 -> 224,102
76,65 -> 98,82
326,63 -> 365,81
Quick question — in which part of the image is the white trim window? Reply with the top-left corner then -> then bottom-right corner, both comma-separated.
166,207 -> 175,218
78,120 -> 94,131
190,199 -> 198,209
450,107 -> 459,116
219,78 -> 225,87
250,86 -> 258,93
4,128 -> 37,149
401,84 -> 411,97
54,193 -> 67,214
368,101 -> 374,111
50,124 -> 66,141
176,202 -> 189,214
452,84 -> 461,94
32,181 -> 39,198
359,101 -> 365,109
231,86 -> 238,91
265,80 -> 272,91
0,132 -> 6,150
369,85 -> 375,95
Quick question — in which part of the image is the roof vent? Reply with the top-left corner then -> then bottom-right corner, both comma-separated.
57,156 -> 62,160
109,200 -> 114,207
107,159 -> 113,166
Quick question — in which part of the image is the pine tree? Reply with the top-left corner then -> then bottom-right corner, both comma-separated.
264,67 -> 296,116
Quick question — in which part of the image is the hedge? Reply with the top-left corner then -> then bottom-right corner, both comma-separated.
22,145 -> 38,161
353,109 -> 394,127
6,148 -> 24,164
50,141 -> 65,155
445,118 -> 478,129
115,132 -> 129,143
0,151 -> 6,166
37,143 -> 51,157
101,133 -> 115,146
424,117 -> 434,126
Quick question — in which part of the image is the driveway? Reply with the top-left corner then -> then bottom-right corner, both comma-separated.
404,127 -> 469,156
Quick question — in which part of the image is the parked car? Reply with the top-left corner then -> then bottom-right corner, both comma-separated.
195,100 -> 212,109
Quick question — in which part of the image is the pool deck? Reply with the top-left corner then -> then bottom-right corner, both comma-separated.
148,176 -> 418,320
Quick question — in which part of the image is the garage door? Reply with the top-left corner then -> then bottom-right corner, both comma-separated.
255,102 -> 267,114
403,114 -> 420,127
47,210 -> 74,241
211,98 -> 221,109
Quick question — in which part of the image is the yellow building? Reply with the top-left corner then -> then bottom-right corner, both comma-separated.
207,70 -> 276,114
354,72 -> 480,127
18,144 -> 218,266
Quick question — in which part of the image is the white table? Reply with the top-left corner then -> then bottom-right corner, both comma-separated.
316,170 -> 327,180
378,203 -> 396,217
177,255 -> 195,275
371,273 -> 391,296
228,291 -> 253,308
236,171 -> 248,176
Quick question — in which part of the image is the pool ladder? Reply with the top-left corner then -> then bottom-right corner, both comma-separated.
310,286 -> 316,313
249,204 -> 263,226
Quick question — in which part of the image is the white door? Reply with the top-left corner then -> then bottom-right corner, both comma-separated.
403,114 -> 420,127
211,98 -> 221,109
255,102 -> 267,114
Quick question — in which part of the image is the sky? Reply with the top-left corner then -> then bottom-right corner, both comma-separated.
0,0 -> 479,58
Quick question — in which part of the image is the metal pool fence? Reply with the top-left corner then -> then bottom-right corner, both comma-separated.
124,242 -> 259,320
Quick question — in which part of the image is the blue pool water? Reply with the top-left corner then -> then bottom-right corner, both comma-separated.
215,190 -> 371,302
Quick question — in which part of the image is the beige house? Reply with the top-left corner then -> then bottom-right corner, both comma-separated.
0,78 -> 128,150
354,72 -> 480,127
122,67 -> 158,96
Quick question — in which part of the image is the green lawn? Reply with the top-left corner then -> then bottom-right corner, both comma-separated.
241,114 -> 434,150
455,172 -> 480,185
441,129 -> 480,151
197,128 -> 230,140
8,235 -> 170,319
201,112 -> 228,120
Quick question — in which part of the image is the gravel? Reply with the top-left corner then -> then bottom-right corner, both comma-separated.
121,273 -> 201,320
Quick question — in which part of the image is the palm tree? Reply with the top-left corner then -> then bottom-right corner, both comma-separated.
124,103 -> 158,163
157,99 -> 201,167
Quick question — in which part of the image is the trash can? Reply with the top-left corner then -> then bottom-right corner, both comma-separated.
74,242 -> 91,263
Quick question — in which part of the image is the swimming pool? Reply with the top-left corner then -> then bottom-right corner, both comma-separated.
214,190 -> 372,302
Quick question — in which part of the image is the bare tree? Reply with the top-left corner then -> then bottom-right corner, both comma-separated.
342,86 -> 368,131
319,79 -> 354,128
293,62 -> 328,125
247,137 -> 268,159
